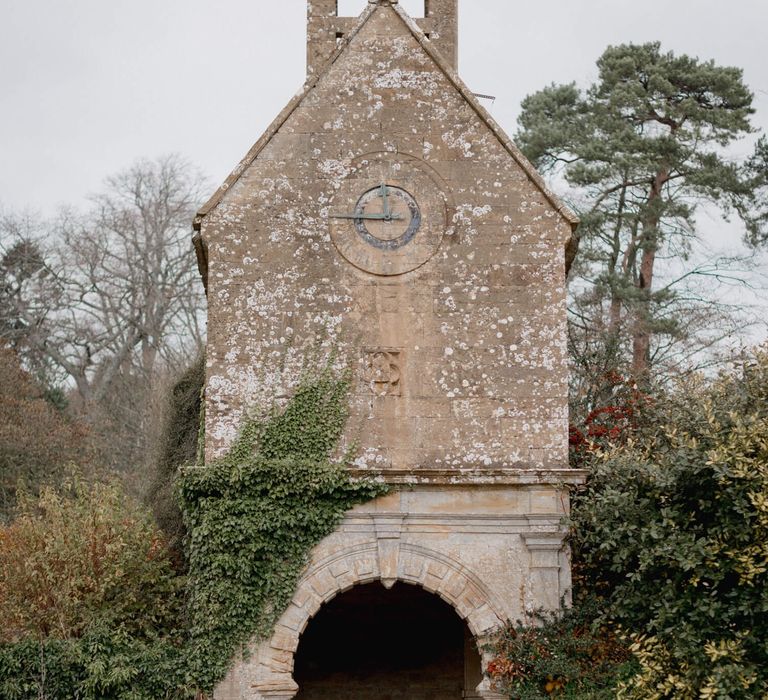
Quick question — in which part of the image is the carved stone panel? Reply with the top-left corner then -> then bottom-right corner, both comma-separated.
364,348 -> 402,396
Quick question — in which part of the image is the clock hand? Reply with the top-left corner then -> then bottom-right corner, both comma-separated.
331,212 -> 404,220
380,183 -> 390,219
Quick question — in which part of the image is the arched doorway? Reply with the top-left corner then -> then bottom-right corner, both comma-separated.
293,581 -> 482,699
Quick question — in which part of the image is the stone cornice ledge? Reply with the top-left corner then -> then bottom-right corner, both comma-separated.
348,467 -> 588,486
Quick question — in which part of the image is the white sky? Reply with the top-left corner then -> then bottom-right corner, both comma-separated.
1,0 -> 766,344
2,0 -> 766,214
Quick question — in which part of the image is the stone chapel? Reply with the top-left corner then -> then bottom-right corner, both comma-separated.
192,1 -> 586,698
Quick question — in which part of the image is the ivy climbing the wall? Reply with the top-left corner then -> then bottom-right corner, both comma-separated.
179,365 -> 388,694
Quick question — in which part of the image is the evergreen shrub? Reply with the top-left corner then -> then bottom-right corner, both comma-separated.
571,348 -> 768,698
490,348 -> 768,698
0,476 -> 190,699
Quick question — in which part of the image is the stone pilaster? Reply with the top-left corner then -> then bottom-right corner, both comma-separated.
522,532 -> 567,611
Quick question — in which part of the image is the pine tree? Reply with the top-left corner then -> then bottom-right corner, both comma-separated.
516,42 -> 765,413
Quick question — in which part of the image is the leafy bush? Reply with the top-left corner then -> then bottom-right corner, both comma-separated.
0,638 -> 81,700
0,348 -> 91,521
0,475 -> 184,643
0,476 -> 190,698
491,349 -> 768,698
569,370 -> 650,466
0,627 -> 192,700
571,348 -> 768,698
1,359 -> 388,698
148,354 -> 206,558
487,599 -> 635,699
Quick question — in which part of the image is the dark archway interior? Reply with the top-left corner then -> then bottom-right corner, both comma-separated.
294,581 -> 479,699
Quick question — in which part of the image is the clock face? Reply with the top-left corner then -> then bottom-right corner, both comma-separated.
352,185 -> 421,251
328,154 -> 448,276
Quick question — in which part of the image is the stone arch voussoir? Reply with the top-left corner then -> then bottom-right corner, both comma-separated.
230,540 -> 509,699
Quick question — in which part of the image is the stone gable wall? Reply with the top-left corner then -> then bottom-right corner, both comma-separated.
202,4 -> 570,473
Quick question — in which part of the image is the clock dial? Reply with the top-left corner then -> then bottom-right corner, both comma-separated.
328,154 -> 448,276
353,185 -> 421,251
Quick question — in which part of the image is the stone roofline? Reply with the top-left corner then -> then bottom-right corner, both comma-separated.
192,1 -> 579,287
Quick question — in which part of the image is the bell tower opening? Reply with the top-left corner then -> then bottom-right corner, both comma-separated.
294,582 -> 482,699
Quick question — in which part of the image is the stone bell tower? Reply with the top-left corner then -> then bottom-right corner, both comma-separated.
193,1 -> 585,698
307,0 -> 458,74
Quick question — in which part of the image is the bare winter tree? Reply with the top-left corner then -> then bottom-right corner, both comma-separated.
0,155 -> 207,476
1,156 -> 206,405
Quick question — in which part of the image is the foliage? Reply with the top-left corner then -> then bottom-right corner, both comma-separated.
0,357 -> 385,697
0,637 -> 81,700
0,350 -> 387,697
570,346 -> 768,697
488,599 -> 635,699
0,347 -> 91,521
616,634 -> 763,700
148,354 -> 206,557
0,223 -> 61,391
0,475 -> 184,643
178,366 -> 388,692
0,476 -> 191,699
742,135 -> 768,247
0,627 -> 192,700
569,370 -> 651,466
516,42 -> 764,408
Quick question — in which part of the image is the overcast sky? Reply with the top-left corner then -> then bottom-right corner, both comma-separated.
1,0 -> 765,349
2,0 -> 766,215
